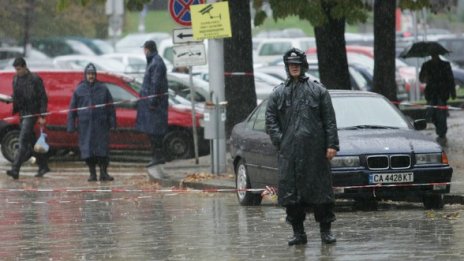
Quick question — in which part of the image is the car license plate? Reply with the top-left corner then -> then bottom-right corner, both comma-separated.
369,172 -> 414,184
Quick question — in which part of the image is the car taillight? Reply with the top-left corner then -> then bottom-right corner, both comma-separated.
442,151 -> 449,165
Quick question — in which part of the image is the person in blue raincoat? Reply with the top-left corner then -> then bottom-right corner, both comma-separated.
136,40 -> 169,167
67,63 -> 116,181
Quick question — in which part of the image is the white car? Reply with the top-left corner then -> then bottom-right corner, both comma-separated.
52,55 -> 128,74
102,53 -> 148,74
115,32 -> 170,53
253,37 -> 316,65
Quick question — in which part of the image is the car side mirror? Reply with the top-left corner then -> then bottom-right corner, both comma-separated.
414,119 -> 427,130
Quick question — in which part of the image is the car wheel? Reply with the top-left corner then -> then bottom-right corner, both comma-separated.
163,130 -> 193,161
235,159 -> 262,206
1,130 -> 22,163
423,194 -> 444,210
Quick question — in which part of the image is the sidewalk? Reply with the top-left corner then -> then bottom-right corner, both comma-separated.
147,110 -> 464,205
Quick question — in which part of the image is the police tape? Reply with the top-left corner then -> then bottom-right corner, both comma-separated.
1,92 -> 169,121
0,182 -> 450,194
393,101 -> 463,111
224,72 -> 254,76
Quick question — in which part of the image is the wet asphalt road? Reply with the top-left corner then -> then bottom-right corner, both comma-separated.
0,160 -> 464,260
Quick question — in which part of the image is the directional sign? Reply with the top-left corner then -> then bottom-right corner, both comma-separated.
173,28 -> 201,44
190,1 -> 232,40
172,43 -> 207,67
168,0 -> 205,26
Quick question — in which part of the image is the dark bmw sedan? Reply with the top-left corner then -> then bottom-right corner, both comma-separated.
230,90 -> 452,209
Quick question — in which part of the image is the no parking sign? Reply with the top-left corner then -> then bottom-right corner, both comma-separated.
168,0 -> 205,26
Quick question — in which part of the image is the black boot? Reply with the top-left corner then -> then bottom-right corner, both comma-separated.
99,161 -> 114,181
288,222 -> 307,246
6,169 -> 19,180
320,222 -> 336,244
35,154 -> 50,177
146,149 -> 166,167
87,164 -> 97,182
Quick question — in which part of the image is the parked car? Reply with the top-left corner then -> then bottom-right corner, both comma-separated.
254,37 -> 316,65
31,37 -> 96,57
115,32 -> 170,53
53,55 -> 130,74
0,70 -> 209,162
102,53 -> 147,74
230,90 -> 452,209
0,46 -> 51,69
66,37 -> 114,55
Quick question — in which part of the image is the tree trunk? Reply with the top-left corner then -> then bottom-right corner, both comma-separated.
373,0 -> 397,101
224,0 -> 257,137
314,2 -> 350,90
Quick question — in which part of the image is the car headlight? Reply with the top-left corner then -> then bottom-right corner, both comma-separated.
330,156 -> 360,168
415,153 -> 442,165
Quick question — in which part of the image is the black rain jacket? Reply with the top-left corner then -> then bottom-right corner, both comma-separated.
265,77 -> 339,206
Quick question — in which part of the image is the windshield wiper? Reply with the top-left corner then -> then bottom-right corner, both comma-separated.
339,125 -> 400,130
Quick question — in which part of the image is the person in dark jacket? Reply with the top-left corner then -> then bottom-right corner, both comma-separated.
265,48 -> 339,246
419,50 -> 456,146
6,57 -> 50,179
67,63 -> 116,182
136,40 -> 169,167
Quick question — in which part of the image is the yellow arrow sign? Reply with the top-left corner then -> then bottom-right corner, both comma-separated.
190,1 -> 232,40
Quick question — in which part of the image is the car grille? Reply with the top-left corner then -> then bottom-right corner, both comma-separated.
367,155 -> 411,170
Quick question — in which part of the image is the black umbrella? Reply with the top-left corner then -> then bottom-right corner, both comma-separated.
399,41 -> 450,58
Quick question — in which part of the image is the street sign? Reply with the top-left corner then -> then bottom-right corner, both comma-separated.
172,43 -> 207,67
190,2 -> 232,40
168,0 -> 205,26
173,28 -> 201,44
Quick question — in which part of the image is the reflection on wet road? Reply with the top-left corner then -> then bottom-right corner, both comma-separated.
0,168 -> 463,260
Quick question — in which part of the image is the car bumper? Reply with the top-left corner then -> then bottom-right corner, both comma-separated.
332,166 -> 453,199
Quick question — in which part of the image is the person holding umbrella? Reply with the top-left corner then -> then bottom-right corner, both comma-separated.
417,44 -> 456,146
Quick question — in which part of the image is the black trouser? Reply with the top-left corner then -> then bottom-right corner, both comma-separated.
150,135 -> 164,150
428,97 -> 448,138
85,156 -> 109,167
286,203 -> 336,230
12,117 -> 48,172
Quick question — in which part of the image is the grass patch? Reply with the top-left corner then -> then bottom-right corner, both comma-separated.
124,10 -> 178,36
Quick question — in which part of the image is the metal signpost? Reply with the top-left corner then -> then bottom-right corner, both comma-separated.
168,0 -> 206,165
191,1 -> 231,174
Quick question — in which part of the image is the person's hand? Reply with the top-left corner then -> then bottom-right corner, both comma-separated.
261,186 -> 277,200
326,148 -> 337,160
38,117 -> 46,126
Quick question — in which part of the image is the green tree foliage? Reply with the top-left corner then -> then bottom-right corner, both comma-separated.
0,0 -> 108,43
254,0 -> 368,27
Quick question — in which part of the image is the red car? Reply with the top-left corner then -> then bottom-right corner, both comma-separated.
0,70 -> 208,162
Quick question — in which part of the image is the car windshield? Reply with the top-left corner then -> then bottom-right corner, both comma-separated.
332,96 -> 409,129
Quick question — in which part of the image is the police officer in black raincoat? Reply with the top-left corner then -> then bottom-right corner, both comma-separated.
67,63 -> 116,181
265,48 -> 339,246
